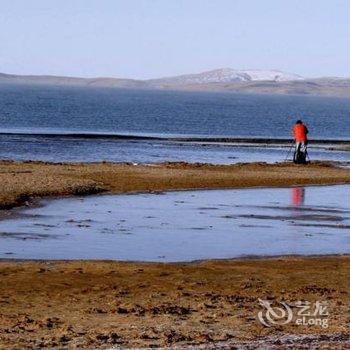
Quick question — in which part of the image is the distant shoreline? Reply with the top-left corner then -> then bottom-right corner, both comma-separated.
2,68 -> 350,97
1,131 -> 350,145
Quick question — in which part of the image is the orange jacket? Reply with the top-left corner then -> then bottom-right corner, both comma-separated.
293,124 -> 308,142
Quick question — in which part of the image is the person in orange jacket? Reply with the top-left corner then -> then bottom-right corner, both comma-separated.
292,120 -> 309,163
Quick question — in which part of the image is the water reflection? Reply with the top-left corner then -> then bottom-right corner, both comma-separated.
0,185 -> 349,261
291,187 -> 305,206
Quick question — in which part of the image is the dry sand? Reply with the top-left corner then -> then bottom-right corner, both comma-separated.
0,256 -> 349,349
1,160 -> 350,210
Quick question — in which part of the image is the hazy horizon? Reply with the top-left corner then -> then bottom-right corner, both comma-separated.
0,67 -> 315,80
1,0 -> 349,79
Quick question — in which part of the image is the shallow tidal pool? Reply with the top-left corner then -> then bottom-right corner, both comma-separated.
0,185 -> 349,261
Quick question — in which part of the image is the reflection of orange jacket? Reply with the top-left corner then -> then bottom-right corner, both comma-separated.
292,187 -> 305,206
293,124 -> 308,142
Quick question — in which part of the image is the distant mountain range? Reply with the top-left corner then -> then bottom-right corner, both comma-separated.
1,68 -> 350,97
148,68 -> 304,85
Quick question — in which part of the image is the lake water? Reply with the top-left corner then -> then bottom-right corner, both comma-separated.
1,84 -> 350,164
1,185 -> 349,261
1,86 -> 349,262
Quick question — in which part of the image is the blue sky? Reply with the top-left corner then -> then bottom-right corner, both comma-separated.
0,0 -> 349,79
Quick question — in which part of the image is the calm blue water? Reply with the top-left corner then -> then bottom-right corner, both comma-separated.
0,84 -> 350,163
1,185 -> 349,261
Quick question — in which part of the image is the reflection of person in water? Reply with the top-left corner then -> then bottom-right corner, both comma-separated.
291,187 -> 305,206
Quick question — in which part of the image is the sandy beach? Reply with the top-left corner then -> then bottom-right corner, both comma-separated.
0,256 -> 349,349
1,160 -> 350,210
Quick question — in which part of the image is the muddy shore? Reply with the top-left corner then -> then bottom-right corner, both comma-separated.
1,160 -> 350,210
1,160 -> 350,349
0,256 -> 349,349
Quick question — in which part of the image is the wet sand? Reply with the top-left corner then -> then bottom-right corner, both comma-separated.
0,256 -> 349,348
332,145 -> 350,152
1,160 -> 350,210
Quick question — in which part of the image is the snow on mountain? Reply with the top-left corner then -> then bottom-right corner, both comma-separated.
150,68 -> 304,85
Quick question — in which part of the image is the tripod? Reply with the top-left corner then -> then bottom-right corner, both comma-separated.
284,141 -> 294,161
286,141 -> 310,163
